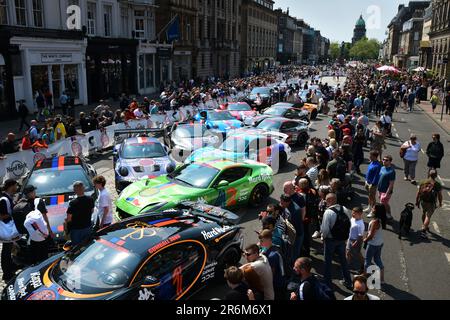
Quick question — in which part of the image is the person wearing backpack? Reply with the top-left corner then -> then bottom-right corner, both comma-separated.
363,203 -> 387,284
326,149 -> 347,181
416,171 -> 443,239
321,193 -> 352,289
259,230 -> 287,300
298,178 -> 320,257
290,257 -> 335,301
0,179 -> 20,282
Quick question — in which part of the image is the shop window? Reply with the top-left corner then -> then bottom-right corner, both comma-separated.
87,2 -> 96,35
145,54 -> 153,88
64,64 -> 79,100
32,0 -> 44,27
0,64 -> 9,115
0,0 -> 8,25
11,53 -> 23,77
139,54 -> 144,89
31,65 -> 49,97
15,0 -> 27,26
103,4 -> 112,37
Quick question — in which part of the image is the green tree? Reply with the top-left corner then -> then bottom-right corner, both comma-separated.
349,38 -> 380,61
329,42 -> 340,60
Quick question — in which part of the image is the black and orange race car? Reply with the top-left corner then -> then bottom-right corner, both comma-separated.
13,156 -> 97,263
2,202 -> 243,300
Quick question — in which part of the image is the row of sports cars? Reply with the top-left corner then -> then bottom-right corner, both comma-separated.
2,89 -> 320,300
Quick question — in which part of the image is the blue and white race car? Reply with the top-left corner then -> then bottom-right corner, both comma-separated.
186,128 -> 292,173
194,109 -> 244,137
114,129 -> 176,192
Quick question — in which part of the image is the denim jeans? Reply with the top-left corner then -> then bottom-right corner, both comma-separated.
365,244 -> 384,270
70,227 -> 92,246
292,233 -> 304,263
324,238 -> 352,287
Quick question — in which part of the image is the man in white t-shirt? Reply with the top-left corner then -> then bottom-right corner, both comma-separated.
93,175 -> 113,228
346,207 -> 365,274
24,209 -> 49,264
133,105 -> 146,119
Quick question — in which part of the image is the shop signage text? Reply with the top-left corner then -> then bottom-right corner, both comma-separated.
41,54 -> 73,64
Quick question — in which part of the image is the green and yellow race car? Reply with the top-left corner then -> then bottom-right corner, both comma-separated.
115,159 -> 274,220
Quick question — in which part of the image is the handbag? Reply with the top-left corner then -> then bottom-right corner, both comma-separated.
0,220 -> 21,243
400,142 -> 410,159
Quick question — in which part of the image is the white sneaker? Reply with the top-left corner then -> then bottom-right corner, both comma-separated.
367,212 -> 375,218
312,231 -> 321,239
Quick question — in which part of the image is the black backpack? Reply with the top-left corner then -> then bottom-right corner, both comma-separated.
335,158 -> 347,181
12,199 -> 34,236
330,206 -> 351,241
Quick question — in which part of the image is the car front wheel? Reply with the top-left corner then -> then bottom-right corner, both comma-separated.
249,184 -> 269,208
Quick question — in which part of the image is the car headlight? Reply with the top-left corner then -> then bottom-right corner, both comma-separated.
119,167 -> 129,177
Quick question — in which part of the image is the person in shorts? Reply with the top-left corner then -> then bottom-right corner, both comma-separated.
377,155 -> 396,220
416,170 -> 443,239
346,207 -> 365,275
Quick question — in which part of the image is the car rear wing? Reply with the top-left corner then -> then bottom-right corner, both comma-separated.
226,128 -> 289,143
176,201 -> 241,225
113,128 -> 164,142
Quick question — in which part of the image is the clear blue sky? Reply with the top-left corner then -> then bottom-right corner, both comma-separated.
274,0 -> 409,43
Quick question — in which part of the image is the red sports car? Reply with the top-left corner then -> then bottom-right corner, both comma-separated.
219,102 -> 257,121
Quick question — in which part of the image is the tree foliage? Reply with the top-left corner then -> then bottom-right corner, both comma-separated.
329,42 -> 340,60
349,38 -> 380,61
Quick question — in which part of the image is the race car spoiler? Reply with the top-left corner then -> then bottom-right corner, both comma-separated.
226,128 -> 289,143
114,128 -> 164,140
176,201 -> 241,225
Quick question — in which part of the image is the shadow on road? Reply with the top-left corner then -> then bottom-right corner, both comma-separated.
380,283 -> 421,300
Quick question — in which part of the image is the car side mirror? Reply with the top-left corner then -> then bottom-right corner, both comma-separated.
166,163 -> 176,174
217,180 -> 229,188
142,276 -> 159,287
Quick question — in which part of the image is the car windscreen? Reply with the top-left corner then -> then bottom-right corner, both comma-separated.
263,107 -> 285,116
174,125 -> 209,138
170,163 -> 219,189
220,136 -> 247,153
51,238 -> 141,294
26,166 -> 94,197
208,111 -> 235,121
228,104 -> 251,111
257,119 -> 282,130
251,88 -> 271,95
122,142 -> 166,159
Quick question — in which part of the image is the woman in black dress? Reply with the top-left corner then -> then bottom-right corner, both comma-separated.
426,133 -> 444,172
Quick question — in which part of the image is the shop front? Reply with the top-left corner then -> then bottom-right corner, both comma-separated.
9,36 -> 88,113
173,50 -> 192,82
86,38 -> 138,103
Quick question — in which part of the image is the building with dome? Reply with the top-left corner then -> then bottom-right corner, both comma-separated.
352,15 -> 367,44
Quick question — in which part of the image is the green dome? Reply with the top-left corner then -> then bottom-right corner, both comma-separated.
356,15 -> 365,27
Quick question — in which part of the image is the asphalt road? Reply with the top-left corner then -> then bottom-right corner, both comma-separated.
2,76 -> 449,300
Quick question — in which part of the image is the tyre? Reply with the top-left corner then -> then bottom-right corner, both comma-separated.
279,151 -> 287,168
215,246 -> 242,281
296,132 -> 309,147
248,184 -> 269,208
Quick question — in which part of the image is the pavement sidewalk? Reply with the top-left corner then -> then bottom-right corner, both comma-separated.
416,100 -> 450,137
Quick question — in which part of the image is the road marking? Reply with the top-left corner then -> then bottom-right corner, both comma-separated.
438,175 -> 446,186
420,149 -> 425,154
398,249 -> 411,293
407,129 -> 411,133
432,222 -> 441,235
395,133 -> 400,138
447,191 -> 450,198
401,118 -> 405,122
445,253 -> 450,266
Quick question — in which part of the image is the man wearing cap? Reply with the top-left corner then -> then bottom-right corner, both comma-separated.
66,181 -> 95,245
13,185 -> 52,240
0,179 -> 19,282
